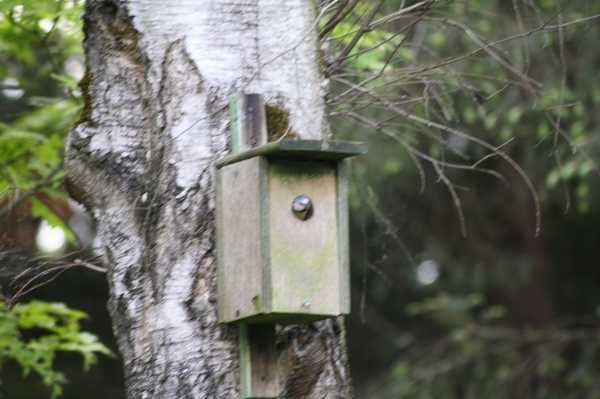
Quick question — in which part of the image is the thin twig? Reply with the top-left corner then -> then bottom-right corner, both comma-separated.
330,0 -> 386,72
320,0 -> 361,39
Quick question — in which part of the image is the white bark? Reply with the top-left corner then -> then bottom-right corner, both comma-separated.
65,0 -> 350,397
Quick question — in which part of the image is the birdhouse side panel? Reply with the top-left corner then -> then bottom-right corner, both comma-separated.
337,160 -> 351,314
217,157 -> 267,323
267,160 -> 342,318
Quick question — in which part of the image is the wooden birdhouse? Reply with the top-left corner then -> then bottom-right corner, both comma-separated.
216,94 -> 365,398
216,139 -> 365,324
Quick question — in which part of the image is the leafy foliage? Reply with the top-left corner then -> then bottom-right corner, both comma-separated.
0,0 -> 84,233
0,2 -> 115,397
367,293 -> 600,399
0,300 -> 113,399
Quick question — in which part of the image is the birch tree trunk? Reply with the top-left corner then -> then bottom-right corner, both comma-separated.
65,0 -> 352,397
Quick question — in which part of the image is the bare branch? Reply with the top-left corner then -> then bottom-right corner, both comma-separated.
319,0 -> 362,39
330,0 -> 386,72
336,77 -> 541,234
432,162 -> 466,237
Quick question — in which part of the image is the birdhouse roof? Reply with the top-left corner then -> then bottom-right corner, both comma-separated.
215,140 -> 366,168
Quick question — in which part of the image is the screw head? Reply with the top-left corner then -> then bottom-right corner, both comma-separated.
302,299 -> 311,307
292,195 -> 313,221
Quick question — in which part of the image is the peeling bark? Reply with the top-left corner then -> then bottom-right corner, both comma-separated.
65,1 -> 351,397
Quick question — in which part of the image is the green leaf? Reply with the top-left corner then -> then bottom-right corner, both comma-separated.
1,300 -> 113,398
50,73 -> 81,92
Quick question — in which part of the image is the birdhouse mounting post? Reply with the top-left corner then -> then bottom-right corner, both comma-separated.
228,93 -> 278,399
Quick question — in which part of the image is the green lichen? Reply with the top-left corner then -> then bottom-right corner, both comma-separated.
266,104 -> 298,141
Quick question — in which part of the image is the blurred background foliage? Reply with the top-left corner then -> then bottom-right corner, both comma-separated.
0,1 -> 122,398
322,0 -> 600,397
2,0 -> 600,398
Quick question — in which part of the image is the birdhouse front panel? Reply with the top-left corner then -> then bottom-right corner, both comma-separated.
267,160 -> 341,317
216,140 -> 365,324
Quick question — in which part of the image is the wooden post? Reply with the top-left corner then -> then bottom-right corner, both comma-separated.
230,92 -> 268,152
229,93 -> 278,399
239,324 -> 278,398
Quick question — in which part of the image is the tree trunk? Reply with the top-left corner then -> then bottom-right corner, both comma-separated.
65,1 -> 352,397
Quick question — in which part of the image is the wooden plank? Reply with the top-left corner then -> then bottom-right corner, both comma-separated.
229,93 -> 268,152
239,324 -> 278,399
217,158 -> 265,323
337,160 -> 351,314
268,160 -> 341,317
229,93 -> 244,153
216,139 -> 367,168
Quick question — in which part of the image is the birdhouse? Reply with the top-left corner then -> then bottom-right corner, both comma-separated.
216,140 -> 365,324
